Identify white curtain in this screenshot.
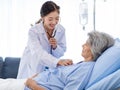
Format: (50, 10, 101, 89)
(0, 0, 43, 58)
(0, 0, 120, 62)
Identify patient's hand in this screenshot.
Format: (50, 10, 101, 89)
(57, 59, 73, 66)
(31, 73, 39, 78)
(25, 78, 45, 90)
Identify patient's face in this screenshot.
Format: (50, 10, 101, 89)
(81, 41, 93, 61)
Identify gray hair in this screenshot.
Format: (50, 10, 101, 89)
(87, 31, 115, 61)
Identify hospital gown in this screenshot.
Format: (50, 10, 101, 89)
(24, 61, 95, 90)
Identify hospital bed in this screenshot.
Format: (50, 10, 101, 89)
(84, 38, 120, 90)
(1, 39, 120, 90)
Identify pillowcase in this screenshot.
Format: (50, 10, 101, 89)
(86, 69, 120, 90)
(86, 38, 120, 88)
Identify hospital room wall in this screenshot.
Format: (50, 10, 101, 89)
(0, 0, 119, 63)
(95, 0, 120, 39)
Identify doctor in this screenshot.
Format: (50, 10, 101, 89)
(17, 1, 73, 79)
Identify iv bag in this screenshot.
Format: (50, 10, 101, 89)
(79, 2, 88, 26)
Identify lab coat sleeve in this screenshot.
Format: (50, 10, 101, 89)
(28, 28, 59, 68)
(52, 29, 66, 58)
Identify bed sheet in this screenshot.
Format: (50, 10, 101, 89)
(0, 78, 26, 90)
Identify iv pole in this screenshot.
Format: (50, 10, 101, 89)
(93, 0, 96, 31)
(93, 0, 106, 31)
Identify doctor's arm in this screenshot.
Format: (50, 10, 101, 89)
(28, 29, 72, 68)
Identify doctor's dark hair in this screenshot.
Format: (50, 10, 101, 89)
(40, 1, 60, 17)
(34, 1, 60, 24)
(31, 1, 60, 26)
(87, 31, 115, 61)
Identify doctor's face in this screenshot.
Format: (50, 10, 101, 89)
(81, 41, 93, 61)
(42, 11, 59, 30)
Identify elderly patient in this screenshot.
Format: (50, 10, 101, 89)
(0, 31, 114, 90)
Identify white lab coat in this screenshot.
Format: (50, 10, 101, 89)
(17, 23, 66, 79)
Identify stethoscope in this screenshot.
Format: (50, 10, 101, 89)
(46, 29, 57, 38)
(46, 28, 57, 54)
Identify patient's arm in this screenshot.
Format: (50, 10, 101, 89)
(25, 78, 45, 90)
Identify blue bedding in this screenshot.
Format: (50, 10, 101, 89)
(25, 62, 95, 90)
(86, 69, 120, 90)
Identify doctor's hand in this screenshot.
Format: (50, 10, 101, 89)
(57, 59, 73, 66)
(49, 38, 57, 49)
